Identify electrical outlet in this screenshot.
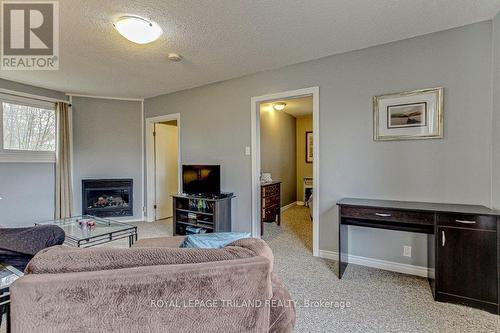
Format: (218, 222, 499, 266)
(403, 246, 412, 257)
(245, 146, 251, 155)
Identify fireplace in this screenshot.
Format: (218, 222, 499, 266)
(82, 179, 133, 217)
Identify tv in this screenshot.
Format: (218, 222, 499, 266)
(182, 165, 221, 196)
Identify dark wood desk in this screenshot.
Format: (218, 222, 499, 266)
(337, 198, 500, 315)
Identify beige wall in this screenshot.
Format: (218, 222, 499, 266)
(260, 108, 297, 206)
(296, 115, 313, 202)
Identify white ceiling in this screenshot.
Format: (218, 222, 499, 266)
(260, 96, 313, 118)
(1, 0, 500, 99)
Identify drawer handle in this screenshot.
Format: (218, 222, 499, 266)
(375, 213, 392, 217)
(442, 230, 446, 247)
(455, 219, 476, 224)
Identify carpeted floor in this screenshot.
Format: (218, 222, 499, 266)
(5, 209, 498, 332)
(102, 217, 174, 248)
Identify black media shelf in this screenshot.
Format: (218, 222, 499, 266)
(172, 194, 234, 236)
(175, 208, 214, 216)
(177, 220, 215, 230)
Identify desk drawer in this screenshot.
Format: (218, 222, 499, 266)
(437, 213, 497, 231)
(262, 186, 280, 198)
(340, 206, 434, 225)
(262, 195, 279, 208)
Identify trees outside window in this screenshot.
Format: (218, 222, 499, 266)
(0, 95, 56, 162)
(2, 102, 56, 151)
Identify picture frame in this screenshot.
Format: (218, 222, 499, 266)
(373, 87, 443, 141)
(306, 131, 313, 163)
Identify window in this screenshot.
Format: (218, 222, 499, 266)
(0, 94, 56, 162)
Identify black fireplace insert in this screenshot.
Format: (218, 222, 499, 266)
(82, 179, 133, 217)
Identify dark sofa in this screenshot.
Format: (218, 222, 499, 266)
(0, 225, 65, 271)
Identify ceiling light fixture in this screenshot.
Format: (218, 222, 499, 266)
(272, 102, 286, 111)
(114, 16, 162, 44)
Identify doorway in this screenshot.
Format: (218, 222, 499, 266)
(146, 114, 181, 222)
(251, 87, 319, 256)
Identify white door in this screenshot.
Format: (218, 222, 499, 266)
(154, 123, 178, 220)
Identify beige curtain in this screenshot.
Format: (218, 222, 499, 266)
(55, 102, 73, 219)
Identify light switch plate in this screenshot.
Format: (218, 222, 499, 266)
(245, 146, 251, 155)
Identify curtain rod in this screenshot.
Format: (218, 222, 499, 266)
(0, 88, 71, 105)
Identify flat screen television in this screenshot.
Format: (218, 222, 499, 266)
(182, 165, 221, 195)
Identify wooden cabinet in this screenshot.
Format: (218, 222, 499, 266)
(261, 182, 281, 235)
(435, 214, 498, 313)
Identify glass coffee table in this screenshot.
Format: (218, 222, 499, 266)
(36, 215, 138, 248)
(0, 263, 23, 333)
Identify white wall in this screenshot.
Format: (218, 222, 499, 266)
(72, 96, 143, 220)
(0, 79, 67, 227)
(145, 21, 494, 266)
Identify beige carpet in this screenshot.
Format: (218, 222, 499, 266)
(93, 217, 173, 249)
(4, 211, 499, 332)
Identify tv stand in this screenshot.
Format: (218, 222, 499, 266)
(178, 192, 234, 200)
(172, 194, 234, 235)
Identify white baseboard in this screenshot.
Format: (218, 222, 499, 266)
(319, 250, 429, 278)
(281, 201, 298, 212)
(296, 201, 305, 206)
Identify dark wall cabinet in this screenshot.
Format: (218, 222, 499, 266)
(435, 214, 498, 313)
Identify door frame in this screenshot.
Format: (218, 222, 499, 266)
(145, 113, 181, 222)
(250, 87, 320, 256)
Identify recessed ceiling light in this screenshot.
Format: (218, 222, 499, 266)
(273, 102, 286, 111)
(114, 16, 162, 44)
(167, 53, 183, 62)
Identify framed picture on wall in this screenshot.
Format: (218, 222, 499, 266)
(373, 87, 443, 141)
(306, 131, 313, 163)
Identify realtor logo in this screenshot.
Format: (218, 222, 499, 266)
(1, 1, 59, 70)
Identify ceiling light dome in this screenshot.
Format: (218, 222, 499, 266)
(114, 16, 162, 44)
(273, 102, 286, 111)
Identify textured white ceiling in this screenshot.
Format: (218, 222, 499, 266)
(260, 96, 313, 117)
(1, 0, 499, 98)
